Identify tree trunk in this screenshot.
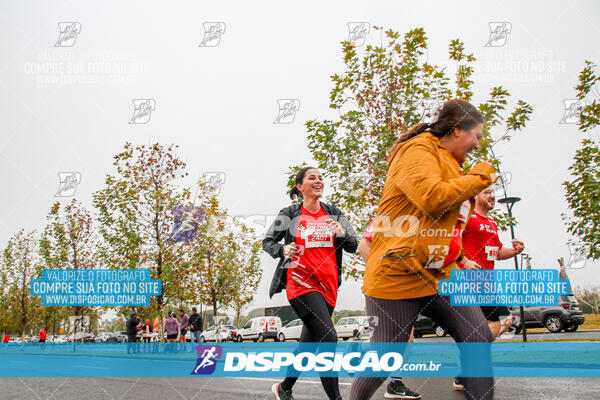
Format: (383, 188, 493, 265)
(21, 269, 28, 339)
(235, 306, 241, 329)
(212, 292, 219, 342)
(21, 298, 27, 339)
(157, 296, 164, 341)
(155, 200, 165, 342)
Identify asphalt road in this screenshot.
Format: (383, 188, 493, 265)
(1, 376, 599, 400)
(416, 329, 600, 342)
(1, 331, 599, 399)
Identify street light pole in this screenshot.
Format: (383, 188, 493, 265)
(498, 196, 527, 342)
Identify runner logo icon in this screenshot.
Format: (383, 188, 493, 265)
(191, 345, 223, 375)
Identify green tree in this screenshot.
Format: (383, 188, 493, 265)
(188, 197, 262, 328)
(1, 230, 42, 338)
(39, 199, 100, 334)
(563, 60, 600, 260)
(333, 309, 366, 323)
(93, 142, 196, 340)
(228, 231, 262, 328)
(0, 262, 14, 335)
(573, 286, 600, 314)
(288, 27, 532, 279)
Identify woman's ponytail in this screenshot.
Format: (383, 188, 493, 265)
(289, 186, 303, 201)
(289, 166, 316, 201)
(399, 122, 432, 143)
(387, 123, 432, 159)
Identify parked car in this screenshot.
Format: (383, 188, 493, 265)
(96, 332, 112, 342)
(52, 335, 68, 343)
(94, 332, 123, 343)
(112, 332, 127, 342)
(277, 318, 303, 342)
(199, 325, 237, 342)
(335, 316, 368, 340)
(47, 335, 67, 343)
(412, 314, 447, 338)
(509, 295, 585, 333)
(66, 332, 95, 342)
(235, 316, 282, 342)
(83, 333, 96, 342)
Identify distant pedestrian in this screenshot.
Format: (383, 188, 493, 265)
(38, 328, 47, 343)
(126, 312, 140, 354)
(189, 307, 203, 343)
(38, 328, 47, 350)
(179, 309, 189, 343)
(164, 311, 180, 343)
(142, 320, 154, 342)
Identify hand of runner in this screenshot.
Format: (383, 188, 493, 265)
(327, 218, 345, 236)
(283, 243, 298, 260)
(512, 239, 524, 254)
(479, 162, 499, 183)
(462, 258, 482, 269)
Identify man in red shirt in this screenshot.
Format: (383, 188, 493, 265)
(39, 328, 47, 350)
(461, 186, 524, 339)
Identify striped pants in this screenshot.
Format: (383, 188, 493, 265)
(349, 294, 494, 400)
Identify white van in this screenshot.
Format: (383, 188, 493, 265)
(235, 316, 282, 342)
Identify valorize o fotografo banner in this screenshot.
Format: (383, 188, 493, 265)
(438, 269, 570, 306)
(30, 269, 162, 306)
(1, 342, 599, 378)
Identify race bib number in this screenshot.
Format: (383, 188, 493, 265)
(302, 223, 333, 248)
(485, 246, 499, 261)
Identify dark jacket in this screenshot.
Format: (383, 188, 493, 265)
(189, 313, 203, 332)
(263, 202, 358, 298)
(125, 317, 138, 335)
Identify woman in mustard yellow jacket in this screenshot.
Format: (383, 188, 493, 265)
(350, 99, 498, 400)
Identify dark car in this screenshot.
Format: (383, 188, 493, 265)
(82, 333, 96, 342)
(104, 332, 127, 342)
(113, 332, 128, 342)
(413, 314, 447, 338)
(510, 295, 585, 333)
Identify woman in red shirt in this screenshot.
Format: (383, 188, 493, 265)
(264, 166, 357, 400)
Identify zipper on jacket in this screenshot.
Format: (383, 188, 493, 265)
(380, 246, 415, 260)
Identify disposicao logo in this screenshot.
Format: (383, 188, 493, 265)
(191, 345, 222, 375)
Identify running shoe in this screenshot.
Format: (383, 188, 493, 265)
(272, 383, 294, 400)
(453, 377, 465, 391)
(384, 380, 422, 399)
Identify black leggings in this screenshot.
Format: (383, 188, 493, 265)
(349, 294, 494, 400)
(280, 291, 341, 400)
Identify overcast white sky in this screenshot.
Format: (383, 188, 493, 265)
(1, 1, 599, 314)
